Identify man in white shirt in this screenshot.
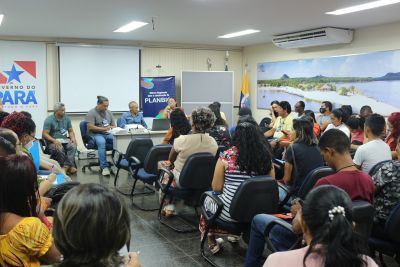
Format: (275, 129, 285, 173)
(353, 114, 392, 173)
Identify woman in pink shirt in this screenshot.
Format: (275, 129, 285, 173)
(264, 185, 377, 267)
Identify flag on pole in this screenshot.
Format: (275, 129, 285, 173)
(239, 70, 250, 108)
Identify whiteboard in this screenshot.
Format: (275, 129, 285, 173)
(181, 71, 234, 125)
(59, 45, 140, 113)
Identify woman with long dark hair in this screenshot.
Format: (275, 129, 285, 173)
(281, 117, 324, 198)
(53, 183, 140, 267)
(264, 185, 377, 267)
(161, 108, 191, 145)
(208, 103, 231, 148)
(200, 122, 274, 254)
(0, 155, 60, 266)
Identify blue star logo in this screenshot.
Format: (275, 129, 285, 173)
(4, 64, 24, 83)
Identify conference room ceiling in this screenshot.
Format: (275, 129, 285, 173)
(1, 0, 400, 47)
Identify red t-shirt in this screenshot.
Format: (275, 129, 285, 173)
(314, 170, 375, 203)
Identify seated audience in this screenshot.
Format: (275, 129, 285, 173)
(200, 121, 274, 254)
(304, 110, 321, 137)
(386, 112, 400, 158)
(212, 101, 227, 121)
(294, 101, 305, 118)
(230, 107, 252, 136)
(86, 96, 116, 176)
(1, 112, 65, 174)
(162, 97, 178, 119)
(263, 185, 377, 267)
(317, 101, 333, 131)
(244, 129, 375, 267)
(346, 115, 365, 151)
(353, 114, 391, 173)
(281, 117, 324, 199)
(53, 183, 140, 267)
(269, 100, 280, 128)
(208, 103, 231, 148)
(264, 101, 294, 140)
(372, 157, 400, 236)
(324, 108, 351, 138)
(42, 102, 77, 175)
(0, 155, 61, 266)
(360, 105, 373, 118)
(161, 108, 191, 145)
(159, 107, 218, 216)
(119, 101, 147, 128)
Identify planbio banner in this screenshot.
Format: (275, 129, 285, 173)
(0, 41, 47, 134)
(141, 76, 176, 118)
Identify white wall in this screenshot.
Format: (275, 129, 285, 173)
(243, 21, 400, 123)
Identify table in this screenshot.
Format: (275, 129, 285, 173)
(112, 130, 168, 152)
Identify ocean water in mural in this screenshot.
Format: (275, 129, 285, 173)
(257, 50, 400, 115)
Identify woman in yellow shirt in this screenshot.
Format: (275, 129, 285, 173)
(0, 154, 60, 267)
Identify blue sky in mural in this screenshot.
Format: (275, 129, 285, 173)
(257, 50, 400, 80)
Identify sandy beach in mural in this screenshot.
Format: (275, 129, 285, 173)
(258, 85, 400, 116)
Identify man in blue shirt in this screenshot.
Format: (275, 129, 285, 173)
(118, 101, 148, 128)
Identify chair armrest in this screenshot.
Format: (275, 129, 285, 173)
(200, 191, 224, 224)
(264, 218, 294, 253)
(278, 183, 292, 210)
(157, 167, 175, 192)
(112, 149, 124, 165)
(128, 156, 141, 165)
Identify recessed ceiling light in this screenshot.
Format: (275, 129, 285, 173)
(218, 29, 260, 38)
(114, 21, 148, 33)
(326, 0, 400, 15)
(0, 14, 4, 26)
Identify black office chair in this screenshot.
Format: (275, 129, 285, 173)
(158, 152, 216, 233)
(352, 200, 375, 246)
(128, 144, 172, 211)
(79, 121, 113, 173)
(279, 166, 334, 210)
(265, 200, 374, 253)
(369, 202, 400, 267)
(200, 176, 279, 267)
(368, 160, 392, 176)
(112, 138, 153, 195)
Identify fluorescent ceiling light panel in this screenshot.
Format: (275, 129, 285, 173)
(0, 14, 4, 26)
(218, 29, 260, 38)
(326, 0, 400, 15)
(114, 21, 148, 33)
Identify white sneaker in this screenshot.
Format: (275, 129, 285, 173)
(102, 168, 110, 176)
(227, 235, 240, 243)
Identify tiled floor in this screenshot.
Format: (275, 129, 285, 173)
(70, 158, 399, 267)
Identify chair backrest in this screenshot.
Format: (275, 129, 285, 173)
(368, 160, 392, 176)
(125, 138, 154, 164)
(117, 117, 123, 128)
(178, 152, 216, 189)
(385, 202, 400, 242)
(229, 176, 279, 222)
(143, 144, 172, 174)
(79, 121, 94, 149)
(352, 200, 375, 243)
(297, 166, 334, 199)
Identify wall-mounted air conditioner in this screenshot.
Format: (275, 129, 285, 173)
(272, 27, 353, 49)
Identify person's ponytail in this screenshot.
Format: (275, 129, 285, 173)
(302, 186, 368, 267)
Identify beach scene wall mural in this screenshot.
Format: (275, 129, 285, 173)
(257, 50, 400, 116)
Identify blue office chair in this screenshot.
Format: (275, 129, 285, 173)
(79, 121, 113, 173)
